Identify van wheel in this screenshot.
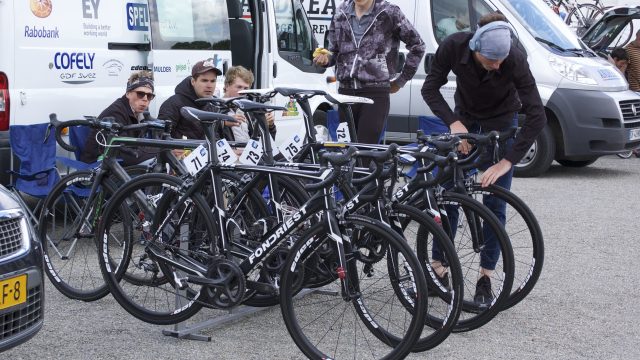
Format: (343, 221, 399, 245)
(514, 125, 555, 178)
(556, 158, 597, 167)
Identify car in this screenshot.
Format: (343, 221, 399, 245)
(0, 184, 43, 352)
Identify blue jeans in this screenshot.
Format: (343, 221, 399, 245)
(432, 116, 516, 270)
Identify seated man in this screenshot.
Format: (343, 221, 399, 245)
(221, 65, 276, 143)
(436, 6, 470, 41)
(608, 47, 629, 77)
(158, 58, 223, 139)
(81, 71, 157, 166)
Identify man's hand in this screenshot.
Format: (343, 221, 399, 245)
(449, 120, 471, 154)
(390, 81, 401, 94)
(480, 159, 513, 187)
(266, 112, 275, 127)
(225, 114, 246, 128)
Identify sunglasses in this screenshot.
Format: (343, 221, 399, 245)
(134, 91, 156, 100)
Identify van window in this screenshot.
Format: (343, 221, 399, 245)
(432, 0, 493, 42)
(275, 0, 322, 72)
(502, 0, 585, 54)
(150, 0, 231, 50)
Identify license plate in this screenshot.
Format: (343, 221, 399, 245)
(629, 128, 640, 141)
(0, 274, 27, 311)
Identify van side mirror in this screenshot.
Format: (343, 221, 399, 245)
(396, 52, 406, 73)
(424, 53, 435, 74)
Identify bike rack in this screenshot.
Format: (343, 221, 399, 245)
(162, 224, 337, 341)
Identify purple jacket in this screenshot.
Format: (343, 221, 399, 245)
(326, 0, 425, 89)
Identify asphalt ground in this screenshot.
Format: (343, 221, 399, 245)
(5, 155, 640, 359)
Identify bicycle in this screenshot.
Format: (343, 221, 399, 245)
(548, 0, 604, 36)
(97, 105, 432, 358)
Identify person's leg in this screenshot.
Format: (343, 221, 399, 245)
(353, 88, 390, 144)
(338, 88, 362, 140)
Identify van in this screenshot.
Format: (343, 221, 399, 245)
(0, 0, 335, 185)
(303, 0, 640, 177)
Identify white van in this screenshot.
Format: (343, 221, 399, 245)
(0, 0, 335, 184)
(303, 0, 640, 177)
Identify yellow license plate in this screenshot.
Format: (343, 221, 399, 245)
(0, 274, 27, 310)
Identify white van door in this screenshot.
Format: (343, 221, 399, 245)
(147, 0, 234, 114)
(12, 0, 149, 124)
(263, 0, 331, 145)
(410, 0, 496, 126)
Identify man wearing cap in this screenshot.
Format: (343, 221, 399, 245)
(81, 70, 158, 165)
(421, 13, 546, 307)
(158, 58, 223, 139)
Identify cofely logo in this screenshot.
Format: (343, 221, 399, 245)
(24, 26, 60, 38)
(53, 52, 95, 70)
(30, 0, 53, 18)
(50, 52, 97, 84)
(127, 3, 149, 31)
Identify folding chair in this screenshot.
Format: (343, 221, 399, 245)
(404, 115, 449, 178)
(7, 123, 61, 225)
(56, 125, 100, 170)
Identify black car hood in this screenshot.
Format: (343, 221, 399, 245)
(0, 185, 21, 211)
(582, 6, 640, 52)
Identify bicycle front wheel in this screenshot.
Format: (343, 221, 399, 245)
(97, 173, 214, 325)
(280, 215, 428, 360)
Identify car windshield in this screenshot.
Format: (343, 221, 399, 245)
(501, 0, 584, 52)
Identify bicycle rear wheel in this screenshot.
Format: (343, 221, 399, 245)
(97, 173, 214, 325)
(39, 171, 118, 301)
(280, 216, 428, 360)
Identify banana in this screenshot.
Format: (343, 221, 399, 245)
(313, 48, 333, 58)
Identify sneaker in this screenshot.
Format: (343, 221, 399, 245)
(474, 275, 493, 308)
(428, 272, 450, 297)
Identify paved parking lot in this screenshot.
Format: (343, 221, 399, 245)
(6, 155, 640, 359)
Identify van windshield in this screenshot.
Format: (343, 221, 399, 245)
(501, 0, 585, 53)
(149, 0, 231, 50)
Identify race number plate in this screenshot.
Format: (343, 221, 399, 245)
(216, 139, 238, 165)
(279, 134, 304, 161)
(239, 139, 264, 165)
(336, 122, 351, 143)
(183, 144, 209, 176)
(0, 274, 27, 311)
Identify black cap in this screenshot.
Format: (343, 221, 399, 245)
(192, 58, 223, 77)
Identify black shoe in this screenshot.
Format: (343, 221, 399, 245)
(474, 275, 493, 308)
(428, 272, 450, 297)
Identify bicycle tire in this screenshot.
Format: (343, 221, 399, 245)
(97, 173, 215, 325)
(392, 203, 463, 352)
(566, 4, 603, 36)
(469, 184, 544, 311)
(279, 216, 428, 360)
(39, 170, 120, 301)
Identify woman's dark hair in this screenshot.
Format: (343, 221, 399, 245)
(478, 12, 508, 27)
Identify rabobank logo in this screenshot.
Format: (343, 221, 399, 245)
(49, 52, 97, 85)
(30, 0, 53, 18)
(127, 3, 149, 31)
(24, 25, 60, 39)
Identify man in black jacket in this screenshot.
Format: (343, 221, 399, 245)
(81, 71, 157, 165)
(421, 13, 546, 307)
(158, 58, 222, 139)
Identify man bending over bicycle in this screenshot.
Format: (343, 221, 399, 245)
(81, 70, 158, 166)
(421, 12, 547, 307)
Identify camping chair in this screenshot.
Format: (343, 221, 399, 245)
(404, 115, 450, 178)
(7, 123, 61, 225)
(56, 124, 100, 170)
